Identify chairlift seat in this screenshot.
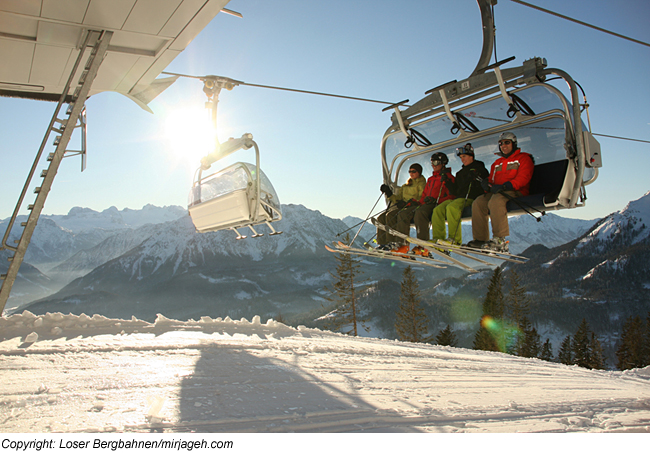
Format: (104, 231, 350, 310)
(460, 159, 570, 218)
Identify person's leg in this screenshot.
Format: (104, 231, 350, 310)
(471, 194, 492, 242)
(487, 192, 513, 238)
(430, 199, 452, 242)
(447, 198, 471, 244)
(414, 204, 435, 240)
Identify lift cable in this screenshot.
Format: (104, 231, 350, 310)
(510, 0, 650, 48)
(161, 71, 409, 107)
(161, 72, 648, 145)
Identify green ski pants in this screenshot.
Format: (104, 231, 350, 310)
(431, 198, 474, 244)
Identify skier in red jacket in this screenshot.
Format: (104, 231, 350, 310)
(468, 132, 534, 252)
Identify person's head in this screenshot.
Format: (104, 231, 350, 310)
(430, 152, 448, 173)
(408, 163, 423, 179)
(498, 132, 517, 157)
(456, 143, 475, 165)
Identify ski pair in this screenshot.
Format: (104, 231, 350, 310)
(370, 217, 528, 269)
(325, 241, 448, 269)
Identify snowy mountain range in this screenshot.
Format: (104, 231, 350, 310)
(4, 201, 597, 318)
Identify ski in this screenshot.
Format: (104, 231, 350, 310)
(370, 217, 527, 270)
(325, 242, 448, 269)
(430, 239, 529, 264)
(370, 219, 479, 272)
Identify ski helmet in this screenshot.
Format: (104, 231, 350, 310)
(409, 163, 423, 175)
(456, 143, 474, 157)
(498, 132, 517, 149)
(430, 152, 449, 167)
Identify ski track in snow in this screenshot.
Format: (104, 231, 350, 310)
(1, 312, 650, 434)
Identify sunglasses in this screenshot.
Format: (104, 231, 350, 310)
(499, 140, 513, 146)
(408, 169, 419, 173)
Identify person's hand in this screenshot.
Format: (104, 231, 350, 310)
(490, 184, 503, 194)
(424, 196, 436, 205)
(380, 184, 393, 198)
(480, 178, 491, 192)
(502, 181, 514, 192)
(440, 172, 449, 183)
(396, 200, 406, 209)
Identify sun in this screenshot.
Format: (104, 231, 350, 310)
(163, 106, 216, 165)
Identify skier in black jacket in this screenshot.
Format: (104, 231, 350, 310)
(432, 143, 489, 245)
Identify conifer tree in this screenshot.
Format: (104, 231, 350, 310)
(483, 267, 505, 319)
(558, 335, 573, 365)
(506, 271, 531, 328)
(588, 332, 606, 370)
(572, 319, 593, 368)
(436, 324, 458, 347)
(325, 234, 366, 336)
(516, 317, 542, 358)
(540, 339, 554, 362)
(616, 316, 646, 370)
(395, 266, 430, 343)
(473, 267, 505, 352)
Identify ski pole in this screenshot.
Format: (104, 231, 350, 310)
(336, 204, 391, 237)
(499, 190, 545, 222)
(349, 193, 385, 246)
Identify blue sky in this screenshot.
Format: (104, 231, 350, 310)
(1, 0, 649, 223)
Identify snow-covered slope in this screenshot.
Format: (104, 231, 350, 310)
(1, 311, 649, 434)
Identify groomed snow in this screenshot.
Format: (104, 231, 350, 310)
(1, 312, 649, 435)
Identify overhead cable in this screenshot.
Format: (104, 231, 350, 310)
(162, 71, 407, 106)
(509, 0, 650, 48)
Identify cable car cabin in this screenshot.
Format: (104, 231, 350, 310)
(188, 162, 282, 238)
(381, 57, 602, 220)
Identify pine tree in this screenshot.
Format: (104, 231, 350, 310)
(540, 338, 554, 362)
(395, 266, 430, 343)
(558, 335, 573, 365)
(589, 332, 606, 370)
(483, 267, 505, 319)
(436, 324, 458, 347)
(572, 319, 593, 368)
(473, 267, 505, 352)
(325, 234, 366, 336)
(616, 316, 646, 370)
(506, 271, 531, 328)
(516, 317, 542, 358)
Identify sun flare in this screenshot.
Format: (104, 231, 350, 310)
(163, 106, 216, 164)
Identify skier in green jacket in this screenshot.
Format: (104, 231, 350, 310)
(432, 144, 489, 245)
(376, 163, 426, 251)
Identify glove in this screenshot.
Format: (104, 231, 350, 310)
(424, 196, 436, 205)
(502, 181, 514, 192)
(490, 184, 503, 194)
(396, 200, 406, 209)
(440, 172, 449, 183)
(380, 184, 393, 198)
(480, 178, 491, 192)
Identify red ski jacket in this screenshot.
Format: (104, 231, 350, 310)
(419, 168, 455, 205)
(489, 149, 534, 196)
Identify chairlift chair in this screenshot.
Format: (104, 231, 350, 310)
(188, 133, 283, 239)
(381, 56, 602, 220)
